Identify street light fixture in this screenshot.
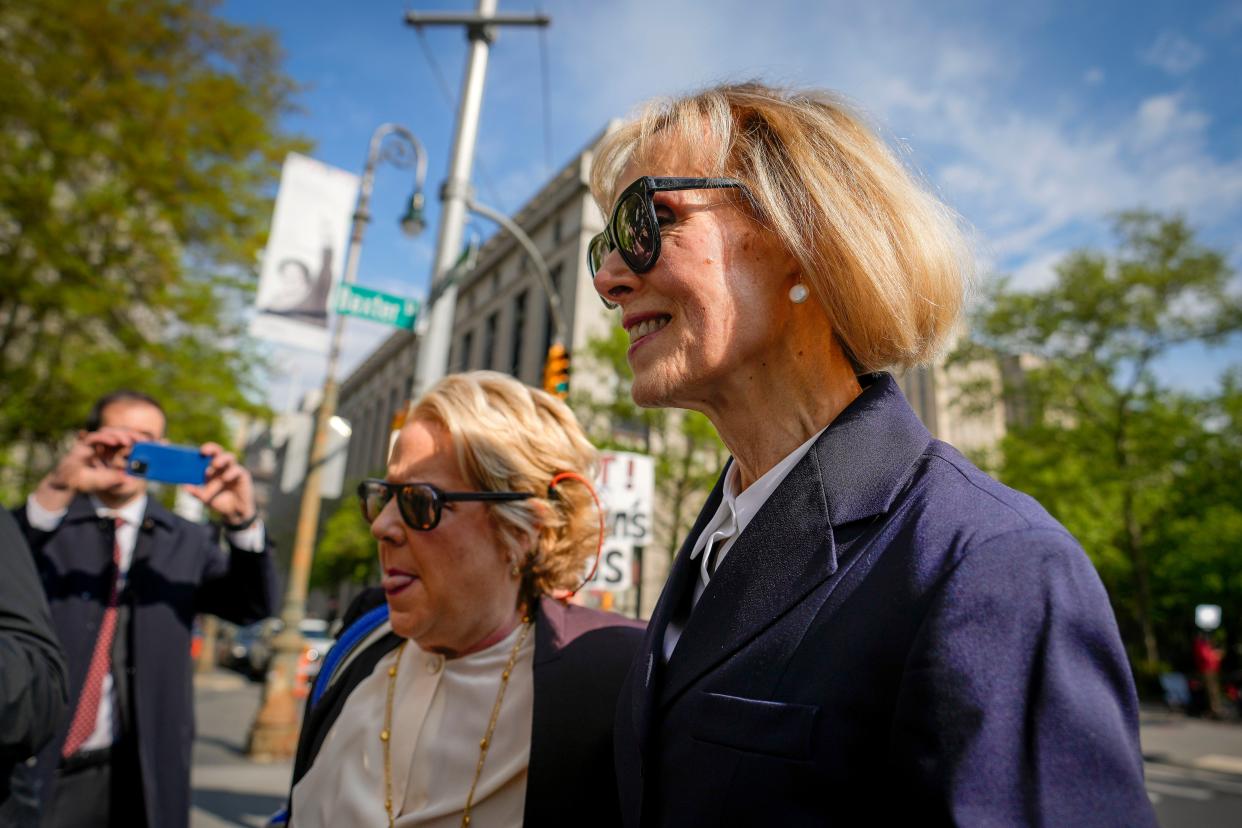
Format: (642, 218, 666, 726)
(400, 191, 427, 238)
(247, 122, 428, 760)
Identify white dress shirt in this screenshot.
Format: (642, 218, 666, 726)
(24, 492, 264, 750)
(663, 424, 828, 660)
(292, 623, 534, 828)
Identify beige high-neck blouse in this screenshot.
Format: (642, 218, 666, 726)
(291, 623, 535, 827)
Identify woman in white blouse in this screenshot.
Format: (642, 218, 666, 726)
(276, 371, 643, 828)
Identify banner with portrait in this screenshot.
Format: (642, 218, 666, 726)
(250, 153, 359, 352)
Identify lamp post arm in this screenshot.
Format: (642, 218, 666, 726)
(345, 123, 428, 289)
(465, 196, 567, 345)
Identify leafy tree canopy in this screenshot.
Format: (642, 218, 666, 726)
(312, 486, 378, 590)
(953, 212, 1242, 670)
(0, 0, 309, 498)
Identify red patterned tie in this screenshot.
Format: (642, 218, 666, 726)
(61, 516, 123, 757)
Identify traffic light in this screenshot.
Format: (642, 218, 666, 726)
(543, 342, 571, 399)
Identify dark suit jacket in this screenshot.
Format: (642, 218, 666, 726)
(288, 589, 644, 827)
(14, 494, 280, 828)
(616, 373, 1154, 827)
(0, 509, 67, 825)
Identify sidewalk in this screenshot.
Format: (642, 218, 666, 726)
(191, 669, 292, 828)
(1141, 705, 1242, 777)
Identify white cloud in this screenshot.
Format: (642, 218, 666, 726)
(1009, 249, 1065, 291)
(1133, 93, 1211, 149)
(533, 0, 1242, 279)
(1141, 31, 1206, 76)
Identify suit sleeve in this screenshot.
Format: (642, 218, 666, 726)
(193, 523, 281, 625)
(890, 527, 1155, 827)
(0, 508, 68, 764)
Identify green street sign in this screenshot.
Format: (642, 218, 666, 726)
(335, 283, 420, 329)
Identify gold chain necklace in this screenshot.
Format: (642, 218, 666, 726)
(382, 640, 409, 828)
(381, 617, 533, 828)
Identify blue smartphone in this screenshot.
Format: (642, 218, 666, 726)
(126, 442, 210, 485)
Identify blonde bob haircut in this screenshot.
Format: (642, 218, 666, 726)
(590, 81, 974, 371)
(408, 371, 600, 602)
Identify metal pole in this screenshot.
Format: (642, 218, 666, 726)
(247, 125, 426, 760)
(409, 0, 550, 397)
(412, 0, 496, 399)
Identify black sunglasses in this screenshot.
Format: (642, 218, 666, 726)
(358, 479, 534, 531)
(588, 176, 748, 305)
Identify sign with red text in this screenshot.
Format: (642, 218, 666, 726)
(581, 451, 654, 592)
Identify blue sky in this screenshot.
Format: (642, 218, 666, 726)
(220, 0, 1242, 409)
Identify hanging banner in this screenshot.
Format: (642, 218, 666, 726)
(250, 153, 359, 352)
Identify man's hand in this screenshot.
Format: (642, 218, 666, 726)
(184, 443, 257, 526)
(33, 429, 136, 512)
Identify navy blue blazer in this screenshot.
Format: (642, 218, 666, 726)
(14, 494, 280, 828)
(615, 373, 1154, 827)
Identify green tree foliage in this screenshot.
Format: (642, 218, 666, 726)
(312, 487, 378, 590)
(0, 0, 309, 498)
(573, 327, 727, 563)
(1148, 370, 1242, 669)
(953, 212, 1242, 670)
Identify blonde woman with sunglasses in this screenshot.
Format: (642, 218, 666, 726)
(272, 371, 643, 828)
(591, 82, 1154, 827)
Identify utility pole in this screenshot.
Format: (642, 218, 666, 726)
(247, 125, 427, 759)
(407, 0, 550, 399)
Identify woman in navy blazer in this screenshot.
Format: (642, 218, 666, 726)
(588, 82, 1155, 826)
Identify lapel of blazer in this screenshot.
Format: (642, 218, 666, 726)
(630, 467, 728, 750)
(526, 598, 563, 824)
(655, 373, 933, 711)
(656, 445, 837, 710)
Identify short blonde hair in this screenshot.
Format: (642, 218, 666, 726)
(590, 81, 973, 371)
(409, 371, 600, 602)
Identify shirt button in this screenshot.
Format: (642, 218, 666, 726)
(426, 655, 444, 674)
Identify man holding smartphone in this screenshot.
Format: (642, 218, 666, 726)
(12, 389, 279, 828)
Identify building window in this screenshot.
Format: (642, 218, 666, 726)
(543, 264, 564, 356)
(553, 215, 563, 244)
(458, 330, 473, 372)
(482, 311, 499, 370)
(509, 290, 527, 379)
(370, 405, 385, 474)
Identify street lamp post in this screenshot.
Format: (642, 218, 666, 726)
(247, 124, 427, 759)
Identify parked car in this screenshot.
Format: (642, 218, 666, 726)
(219, 620, 277, 680)
(218, 617, 335, 685)
(295, 618, 335, 696)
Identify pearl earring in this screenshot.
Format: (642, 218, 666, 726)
(789, 282, 809, 304)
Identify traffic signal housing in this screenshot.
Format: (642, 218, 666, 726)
(543, 342, 571, 399)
